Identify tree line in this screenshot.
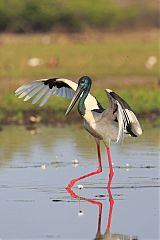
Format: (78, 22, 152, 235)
(0, 0, 158, 33)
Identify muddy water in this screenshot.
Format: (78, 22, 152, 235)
(0, 125, 159, 239)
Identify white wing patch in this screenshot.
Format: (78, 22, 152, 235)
(105, 89, 142, 143)
(115, 103, 142, 143)
(124, 109, 142, 136)
(116, 101, 124, 143)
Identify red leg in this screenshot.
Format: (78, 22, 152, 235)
(66, 143, 102, 189)
(106, 147, 114, 191)
(107, 187, 114, 231)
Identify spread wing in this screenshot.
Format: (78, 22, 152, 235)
(15, 77, 101, 111)
(105, 89, 142, 143)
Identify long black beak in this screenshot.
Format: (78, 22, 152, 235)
(65, 86, 83, 116)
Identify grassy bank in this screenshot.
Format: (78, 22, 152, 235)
(0, 85, 159, 126)
(0, 31, 158, 79)
(0, 31, 159, 125)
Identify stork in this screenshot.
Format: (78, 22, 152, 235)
(15, 76, 142, 190)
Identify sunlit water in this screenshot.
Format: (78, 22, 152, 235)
(0, 125, 159, 239)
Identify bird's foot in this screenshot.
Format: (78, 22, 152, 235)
(66, 179, 76, 189)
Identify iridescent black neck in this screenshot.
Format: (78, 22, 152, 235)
(78, 82, 91, 116)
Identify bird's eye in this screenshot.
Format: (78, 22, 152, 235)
(81, 80, 85, 85)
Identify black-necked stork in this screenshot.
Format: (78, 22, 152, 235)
(15, 76, 142, 190)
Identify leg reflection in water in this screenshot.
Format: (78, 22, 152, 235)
(66, 187, 114, 237)
(66, 187, 138, 240)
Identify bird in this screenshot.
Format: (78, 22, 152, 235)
(15, 76, 142, 190)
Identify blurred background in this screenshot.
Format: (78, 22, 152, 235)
(0, 0, 159, 126)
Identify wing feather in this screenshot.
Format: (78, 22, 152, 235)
(17, 83, 40, 99)
(61, 87, 66, 98)
(39, 88, 55, 107)
(116, 101, 124, 143)
(31, 87, 48, 104)
(55, 88, 62, 97)
(15, 77, 100, 111)
(15, 80, 45, 96)
(31, 86, 55, 105)
(105, 89, 142, 141)
(23, 84, 44, 101)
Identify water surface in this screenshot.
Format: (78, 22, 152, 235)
(0, 125, 159, 239)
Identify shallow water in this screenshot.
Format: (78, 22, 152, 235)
(0, 125, 159, 239)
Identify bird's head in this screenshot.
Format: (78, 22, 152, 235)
(78, 76, 92, 90)
(65, 76, 92, 116)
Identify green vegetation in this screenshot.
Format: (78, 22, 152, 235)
(1, 86, 159, 113)
(0, 0, 158, 32)
(0, 31, 158, 80)
(0, 85, 159, 125)
(0, 31, 159, 124)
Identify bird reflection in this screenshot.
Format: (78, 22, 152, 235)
(66, 187, 138, 240)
